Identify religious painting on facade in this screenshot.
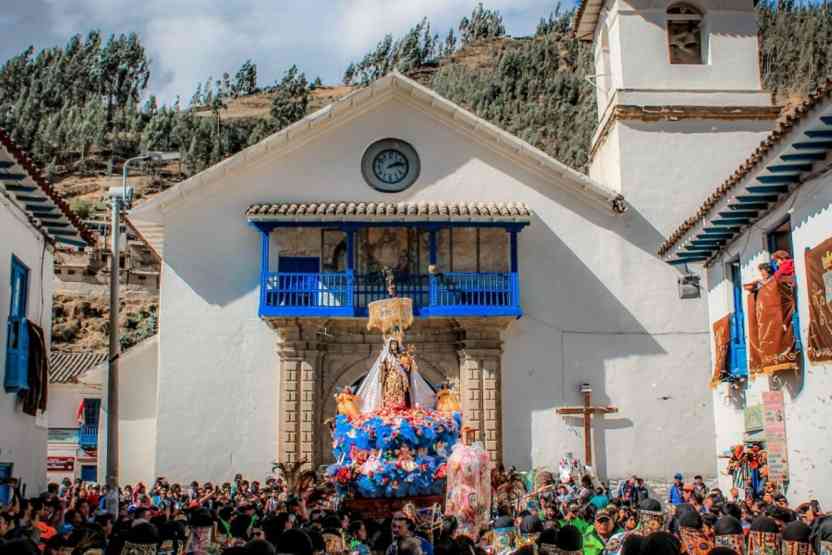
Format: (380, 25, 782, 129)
(805, 237, 832, 362)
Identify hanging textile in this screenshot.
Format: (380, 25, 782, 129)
(805, 237, 832, 363)
(747, 279, 799, 378)
(710, 314, 732, 388)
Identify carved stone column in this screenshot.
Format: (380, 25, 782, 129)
(457, 319, 510, 465)
(273, 319, 325, 469)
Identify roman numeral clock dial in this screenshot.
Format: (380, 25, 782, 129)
(361, 139, 420, 193)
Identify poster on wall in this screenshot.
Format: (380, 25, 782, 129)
(47, 457, 74, 472)
(805, 237, 832, 362)
(762, 391, 789, 484)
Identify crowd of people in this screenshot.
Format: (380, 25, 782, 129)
(0, 468, 829, 555)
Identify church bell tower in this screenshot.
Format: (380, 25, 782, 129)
(577, 0, 779, 234)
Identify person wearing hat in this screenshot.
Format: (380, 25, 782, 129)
(747, 516, 781, 555)
(781, 521, 812, 555)
(670, 475, 685, 506)
(714, 515, 745, 555)
(678, 508, 714, 555)
(582, 509, 619, 555)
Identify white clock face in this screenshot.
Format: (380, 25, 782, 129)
(373, 149, 409, 185)
(361, 139, 420, 192)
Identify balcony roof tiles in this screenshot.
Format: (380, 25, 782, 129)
(245, 201, 532, 223)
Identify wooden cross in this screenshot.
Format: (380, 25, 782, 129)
(556, 384, 618, 467)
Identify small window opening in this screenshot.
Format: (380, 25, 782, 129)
(667, 3, 704, 65)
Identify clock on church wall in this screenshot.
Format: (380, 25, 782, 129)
(361, 138, 420, 193)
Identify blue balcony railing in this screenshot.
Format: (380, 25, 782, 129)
(259, 271, 521, 318)
(79, 423, 98, 449)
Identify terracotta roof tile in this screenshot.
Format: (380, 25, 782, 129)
(245, 201, 532, 222)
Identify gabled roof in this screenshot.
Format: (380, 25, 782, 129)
(49, 351, 108, 384)
(660, 79, 832, 264)
(130, 72, 625, 257)
(0, 129, 94, 248)
(246, 201, 532, 224)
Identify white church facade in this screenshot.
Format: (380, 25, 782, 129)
(129, 0, 784, 484)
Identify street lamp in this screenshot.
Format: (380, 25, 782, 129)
(104, 151, 179, 495)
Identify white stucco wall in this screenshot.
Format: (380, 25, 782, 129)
(706, 171, 832, 508)
(0, 197, 52, 496)
(147, 95, 729, 482)
(606, 0, 762, 93)
(46, 337, 158, 485)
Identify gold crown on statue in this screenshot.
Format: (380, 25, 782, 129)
(822, 250, 832, 270)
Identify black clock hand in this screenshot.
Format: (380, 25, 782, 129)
(387, 161, 406, 169)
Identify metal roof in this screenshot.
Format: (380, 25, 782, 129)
(0, 128, 94, 248)
(246, 201, 532, 223)
(660, 79, 832, 264)
(48, 351, 108, 384)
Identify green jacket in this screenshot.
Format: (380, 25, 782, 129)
(582, 527, 621, 555)
(560, 518, 590, 534)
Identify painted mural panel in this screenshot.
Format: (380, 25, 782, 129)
(805, 237, 832, 362)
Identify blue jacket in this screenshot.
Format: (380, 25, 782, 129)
(668, 484, 684, 505)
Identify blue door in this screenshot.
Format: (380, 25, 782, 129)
(0, 463, 12, 505)
(729, 262, 748, 378)
(5, 256, 30, 393)
(277, 257, 320, 306)
(80, 465, 97, 483)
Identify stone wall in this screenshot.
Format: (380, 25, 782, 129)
(269, 317, 513, 469)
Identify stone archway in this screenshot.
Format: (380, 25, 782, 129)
(270, 317, 511, 469)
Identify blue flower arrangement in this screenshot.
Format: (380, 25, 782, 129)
(327, 408, 461, 498)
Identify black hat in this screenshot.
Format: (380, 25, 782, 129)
(750, 516, 780, 533)
(782, 521, 811, 542)
(277, 529, 315, 555)
(679, 510, 704, 530)
(556, 525, 583, 552)
(641, 531, 682, 555)
(714, 516, 743, 536)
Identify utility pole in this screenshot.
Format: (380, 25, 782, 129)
(104, 152, 179, 492)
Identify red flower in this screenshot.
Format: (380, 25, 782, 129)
(434, 464, 447, 479)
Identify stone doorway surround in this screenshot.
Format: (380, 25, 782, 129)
(267, 317, 514, 468)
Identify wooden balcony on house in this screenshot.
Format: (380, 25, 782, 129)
(246, 201, 531, 320)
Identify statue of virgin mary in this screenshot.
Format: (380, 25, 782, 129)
(356, 338, 436, 414)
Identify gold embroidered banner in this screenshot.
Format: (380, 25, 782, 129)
(805, 237, 832, 363)
(748, 279, 799, 378)
(710, 314, 732, 389)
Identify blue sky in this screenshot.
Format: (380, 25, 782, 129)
(1, 1, 566, 104)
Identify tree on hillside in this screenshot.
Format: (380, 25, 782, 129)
(458, 3, 505, 45)
(234, 60, 258, 96)
(271, 65, 309, 130)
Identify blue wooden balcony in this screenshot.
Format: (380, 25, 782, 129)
(247, 201, 531, 320)
(259, 270, 521, 318)
(79, 423, 98, 449)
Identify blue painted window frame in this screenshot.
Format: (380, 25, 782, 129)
(5, 255, 30, 393)
(728, 261, 748, 379)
